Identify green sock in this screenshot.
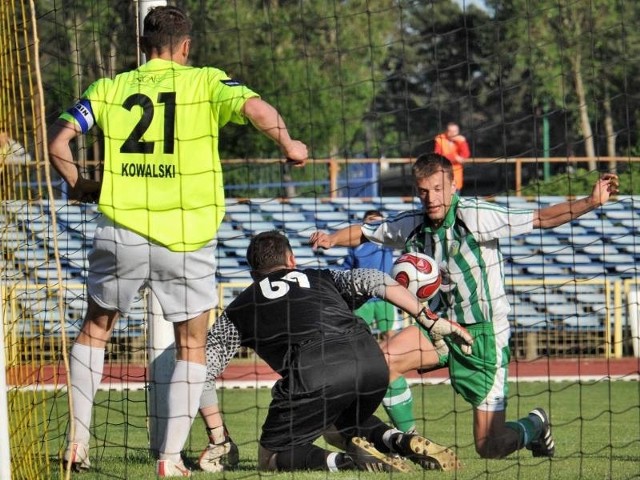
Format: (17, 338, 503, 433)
(505, 416, 540, 448)
(382, 376, 416, 432)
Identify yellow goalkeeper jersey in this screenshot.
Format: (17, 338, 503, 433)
(61, 58, 259, 251)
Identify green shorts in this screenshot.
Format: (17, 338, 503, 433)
(419, 320, 511, 411)
(355, 299, 397, 334)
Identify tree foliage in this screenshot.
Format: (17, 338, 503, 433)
(34, 0, 640, 196)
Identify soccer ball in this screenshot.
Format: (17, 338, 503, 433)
(391, 252, 441, 302)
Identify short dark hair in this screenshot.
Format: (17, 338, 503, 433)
(362, 210, 383, 222)
(140, 6, 192, 55)
(246, 230, 292, 276)
(412, 153, 453, 182)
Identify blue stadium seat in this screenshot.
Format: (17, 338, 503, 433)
(554, 253, 591, 264)
(228, 212, 263, 223)
(217, 267, 252, 281)
(299, 203, 336, 213)
(221, 238, 252, 249)
(562, 315, 602, 330)
(271, 212, 306, 223)
(546, 303, 584, 317)
(240, 221, 278, 233)
(551, 224, 588, 236)
(593, 225, 629, 236)
(217, 257, 241, 268)
(567, 234, 602, 246)
(571, 264, 606, 276)
(578, 218, 614, 230)
(314, 211, 350, 224)
(525, 265, 567, 276)
(287, 197, 323, 205)
(581, 244, 620, 256)
(224, 203, 252, 213)
(603, 209, 639, 221)
(257, 202, 296, 213)
(524, 235, 561, 247)
(527, 293, 571, 305)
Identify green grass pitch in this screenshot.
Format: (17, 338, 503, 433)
(43, 380, 639, 479)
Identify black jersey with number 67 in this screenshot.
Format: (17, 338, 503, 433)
(205, 268, 389, 380)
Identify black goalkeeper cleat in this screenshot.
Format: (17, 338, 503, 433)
(528, 408, 555, 458)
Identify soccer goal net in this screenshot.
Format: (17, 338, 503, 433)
(2, 1, 639, 479)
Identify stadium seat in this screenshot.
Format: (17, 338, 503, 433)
(224, 203, 252, 213)
(329, 197, 363, 205)
(571, 264, 606, 276)
(271, 212, 306, 223)
(228, 212, 263, 223)
(546, 303, 584, 317)
(567, 234, 602, 246)
(221, 238, 252, 249)
(216, 228, 244, 240)
(578, 218, 614, 230)
(551, 224, 588, 236)
(525, 265, 567, 276)
(314, 211, 351, 226)
(581, 244, 620, 256)
(603, 209, 639, 221)
(240, 221, 278, 233)
(527, 293, 571, 305)
(217, 257, 241, 268)
(562, 315, 602, 330)
(299, 203, 336, 213)
(510, 254, 547, 266)
(287, 197, 323, 205)
(593, 225, 629, 236)
(554, 253, 592, 264)
(599, 253, 635, 265)
(217, 267, 252, 281)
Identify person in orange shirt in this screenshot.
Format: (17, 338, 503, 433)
(433, 122, 470, 191)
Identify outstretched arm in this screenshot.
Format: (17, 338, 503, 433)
(242, 97, 307, 167)
(533, 173, 619, 229)
(309, 224, 366, 250)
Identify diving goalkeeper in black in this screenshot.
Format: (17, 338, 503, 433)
(201, 230, 473, 472)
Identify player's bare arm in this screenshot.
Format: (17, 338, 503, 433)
(309, 224, 365, 250)
(533, 173, 619, 229)
(48, 119, 101, 202)
(242, 97, 307, 167)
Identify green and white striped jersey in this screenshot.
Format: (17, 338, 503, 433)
(362, 195, 534, 325)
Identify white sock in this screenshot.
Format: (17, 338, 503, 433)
(382, 428, 402, 450)
(160, 361, 207, 463)
(68, 343, 104, 446)
(326, 452, 340, 472)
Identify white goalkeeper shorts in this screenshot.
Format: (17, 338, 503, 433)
(87, 216, 218, 322)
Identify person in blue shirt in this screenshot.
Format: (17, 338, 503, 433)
(342, 210, 398, 340)
(340, 210, 416, 434)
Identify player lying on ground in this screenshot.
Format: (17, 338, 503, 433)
(310, 152, 620, 459)
(198, 230, 473, 472)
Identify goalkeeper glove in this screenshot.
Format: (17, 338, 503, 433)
(415, 308, 474, 355)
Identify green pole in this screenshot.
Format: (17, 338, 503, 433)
(542, 101, 550, 180)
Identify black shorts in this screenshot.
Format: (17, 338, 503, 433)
(261, 328, 389, 451)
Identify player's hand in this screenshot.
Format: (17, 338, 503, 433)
(591, 173, 619, 206)
(430, 332, 450, 357)
(68, 177, 100, 203)
(309, 231, 333, 250)
(280, 140, 308, 168)
(415, 308, 473, 355)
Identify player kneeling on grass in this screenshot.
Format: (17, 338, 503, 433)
(311, 153, 620, 460)
(199, 230, 473, 473)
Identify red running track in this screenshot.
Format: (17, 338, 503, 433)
(6, 357, 640, 387)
